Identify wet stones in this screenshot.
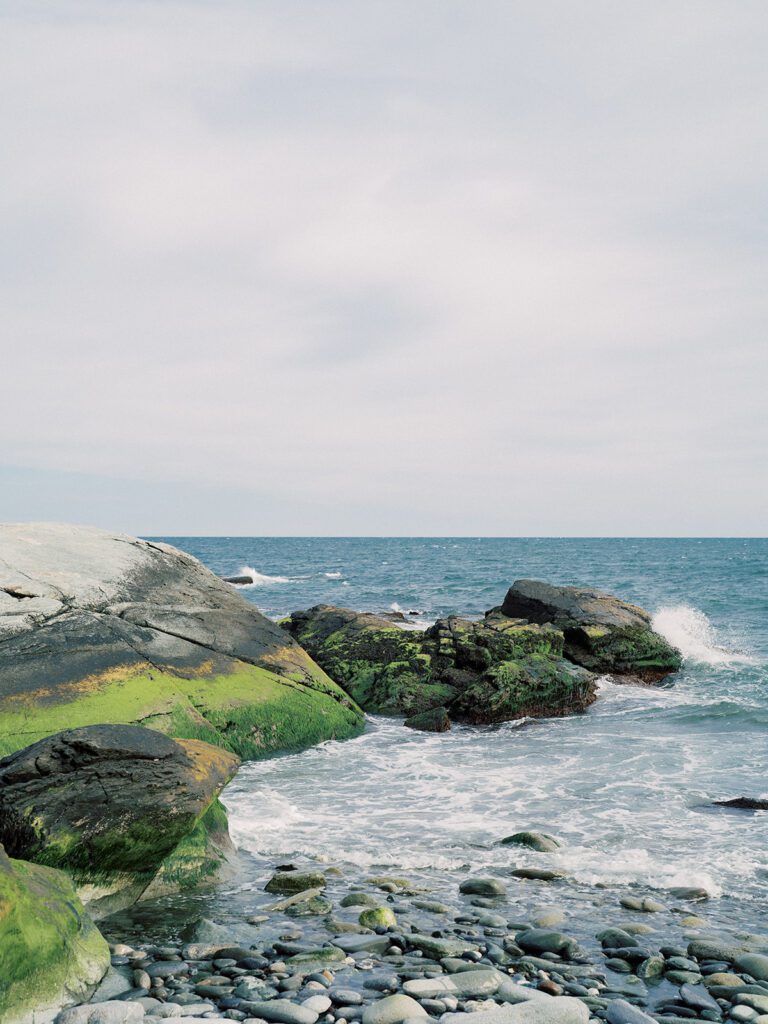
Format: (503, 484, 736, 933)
(459, 878, 508, 897)
(500, 833, 562, 853)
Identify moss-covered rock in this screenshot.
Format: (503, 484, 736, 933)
(0, 524, 363, 759)
(0, 842, 109, 1024)
(497, 579, 682, 683)
(0, 725, 239, 916)
(450, 654, 596, 724)
(284, 606, 443, 715)
(285, 606, 597, 723)
(404, 706, 451, 732)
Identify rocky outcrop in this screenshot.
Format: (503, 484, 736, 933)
(0, 842, 109, 1024)
(0, 724, 239, 917)
(497, 580, 682, 683)
(0, 523, 363, 760)
(284, 606, 597, 723)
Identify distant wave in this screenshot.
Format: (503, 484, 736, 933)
(652, 604, 755, 665)
(322, 571, 343, 579)
(237, 565, 294, 586)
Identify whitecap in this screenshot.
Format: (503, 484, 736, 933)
(236, 565, 294, 586)
(652, 605, 756, 665)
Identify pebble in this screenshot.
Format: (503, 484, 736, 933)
(361, 995, 428, 1024)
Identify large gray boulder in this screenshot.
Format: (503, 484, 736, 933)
(496, 579, 682, 683)
(0, 523, 363, 760)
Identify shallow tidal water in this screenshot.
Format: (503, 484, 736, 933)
(109, 538, 768, 950)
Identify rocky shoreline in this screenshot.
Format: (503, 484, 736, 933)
(5, 522, 762, 1024)
(72, 857, 768, 1024)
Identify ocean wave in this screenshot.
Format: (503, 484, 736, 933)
(652, 604, 756, 665)
(236, 565, 294, 586)
(322, 571, 343, 579)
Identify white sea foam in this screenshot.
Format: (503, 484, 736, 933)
(237, 565, 294, 586)
(652, 605, 755, 665)
(322, 571, 343, 578)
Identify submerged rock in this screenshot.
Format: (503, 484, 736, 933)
(0, 724, 238, 917)
(495, 579, 682, 683)
(712, 797, 768, 811)
(403, 706, 451, 732)
(0, 523, 363, 760)
(499, 831, 562, 852)
(0, 842, 109, 1024)
(284, 605, 597, 723)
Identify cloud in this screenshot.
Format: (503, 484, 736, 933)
(0, 0, 766, 533)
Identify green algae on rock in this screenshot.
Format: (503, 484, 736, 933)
(497, 579, 682, 683)
(0, 724, 239, 917)
(0, 523, 363, 759)
(0, 842, 109, 1024)
(284, 605, 597, 722)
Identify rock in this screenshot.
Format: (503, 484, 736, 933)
(0, 724, 238, 916)
(240, 1000, 318, 1024)
(620, 897, 666, 913)
(266, 887, 326, 911)
(332, 935, 391, 955)
(735, 997, 768, 1015)
(303, 996, 333, 1014)
(283, 606, 450, 716)
(511, 868, 565, 881)
(359, 907, 397, 929)
(361, 994, 427, 1024)
(283, 606, 597, 724)
(605, 999, 658, 1024)
(598, 928, 640, 949)
(459, 877, 508, 897)
(688, 940, 743, 963)
(736, 955, 768, 982)
(533, 909, 566, 928)
(442, 996, 589, 1024)
(403, 971, 503, 998)
(679, 984, 721, 1013)
(495, 579, 682, 683)
(500, 832, 561, 853)
(516, 929, 579, 958)
(56, 1004, 144, 1024)
(403, 707, 451, 732)
(0, 524, 363, 761)
(340, 893, 378, 908)
(0, 842, 110, 1024)
(704, 974, 744, 988)
(497, 982, 550, 1004)
(265, 871, 327, 894)
(712, 798, 768, 811)
(407, 934, 479, 959)
(669, 887, 709, 901)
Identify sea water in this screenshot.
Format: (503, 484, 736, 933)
(124, 537, 767, 941)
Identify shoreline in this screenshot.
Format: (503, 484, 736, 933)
(88, 836, 768, 1024)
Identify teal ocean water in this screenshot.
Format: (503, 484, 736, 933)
(145, 537, 767, 937)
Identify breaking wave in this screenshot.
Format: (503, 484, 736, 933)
(652, 605, 755, 665)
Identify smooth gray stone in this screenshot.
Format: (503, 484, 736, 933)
(403, 970, 503, 998)
(361, 995, 428, 1024)
(442, 995, 589, 1024)
(90, 967, 135, 1003)
(56, 1003, 145, 1024)
(736, 955, 768, 982)
(333, 935, 392, 955)
(606, 1002, 659, 1024)
(239, 1001, 318, 1024)
(680, 985, 721, 1013)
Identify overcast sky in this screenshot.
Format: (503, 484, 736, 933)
(1, 2, 766, 535)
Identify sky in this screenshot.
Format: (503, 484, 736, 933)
(1, 1, 766, 536)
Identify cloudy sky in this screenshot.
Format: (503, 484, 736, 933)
(1, 2, 766, 535)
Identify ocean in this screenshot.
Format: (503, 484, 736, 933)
(122, 537, 767, 944)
